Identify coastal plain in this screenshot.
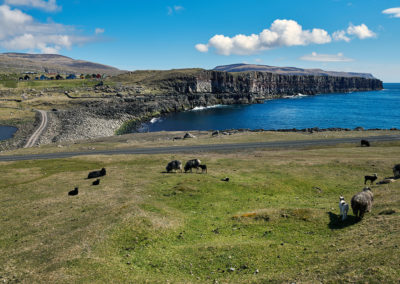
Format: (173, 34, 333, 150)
(1, 131, 399, 283)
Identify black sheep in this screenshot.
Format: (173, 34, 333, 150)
(92, 179, 100, 185)
(199, 164, 207, 173)
(364, 173, 378, 185)
(68, 187, 78, 196)
(87, 168, 106, 179)
(361, 139, 370, 147)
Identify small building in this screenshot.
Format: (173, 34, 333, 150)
(40, 75, 48, 80)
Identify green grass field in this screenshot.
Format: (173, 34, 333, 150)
(1, 139, 399, 283)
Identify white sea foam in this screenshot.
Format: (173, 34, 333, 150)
(283, 93, 308, 99)
(191, 104, 225, 111)
(150, 117, 162, 123)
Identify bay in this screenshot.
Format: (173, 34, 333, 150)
(139, 83, 400, 132)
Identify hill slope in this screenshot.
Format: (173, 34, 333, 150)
(0, 53, 123, 75)
(214, 63, 376, 79)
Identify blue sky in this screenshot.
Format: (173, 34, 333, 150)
(0, 0, 399, 82)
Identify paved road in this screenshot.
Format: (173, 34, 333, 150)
(2, 134, 400, 162)
(24, 110, 48, 148)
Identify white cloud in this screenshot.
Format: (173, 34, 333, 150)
(196, 19, 332, 56)
(347, 23, 375, 39)
(382, 7, 400, 18)
(95, 28, 104, 35)
(197, 20, 377, 56)
(4, 0, 60, 12)
(300, 52, 354, 62)
(333, 23, 375, 42)
(167, 5, 184, 15)
(195, 43, 208, 53)
(0, 5, 96, 54)
(332, 30, 350, 42)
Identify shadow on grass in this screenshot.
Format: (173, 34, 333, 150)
(328, 212, 360, 229)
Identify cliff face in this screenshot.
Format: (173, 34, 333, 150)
(35, 70, 383, 144)
(170, 70, 383, 98)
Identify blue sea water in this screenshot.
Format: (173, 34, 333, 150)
(139, 83, 400, 132)
(0, 125, 17, 141)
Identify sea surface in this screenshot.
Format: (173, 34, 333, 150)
(139, 83, 400, 132)
(0, 125, 17, 141)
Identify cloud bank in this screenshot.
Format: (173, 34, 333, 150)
(196, 20, 375, 55)
(300, 52, 353, 62)
(4, 0, 60, 12)
(0, 5, 95, 54)
(382, 7, 400, 18)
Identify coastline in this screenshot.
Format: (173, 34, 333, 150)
(0, 74, 384, 150)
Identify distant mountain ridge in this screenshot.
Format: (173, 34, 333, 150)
(213, 63, 376, 79)
(0, 53, 123, 75)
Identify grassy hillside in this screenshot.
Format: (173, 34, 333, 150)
(110, 68, 204, 94)
(0, 53, 123, 76)
(1, 135, 399, 283)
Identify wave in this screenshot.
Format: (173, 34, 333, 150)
(150, 117, 162, 123)
(282, 93, 309, 99)
(191, 104, 225, 111)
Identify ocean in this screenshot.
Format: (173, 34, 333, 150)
(139, 83, 400, 132)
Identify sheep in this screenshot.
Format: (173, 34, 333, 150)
(184, 159, 201, 173)
(361, 139, 370, 147)
(392, 164, 400, 178)
(92, 179, 100, 185)
(364, 173, 378, 185)
(87, 168, 106, 179)
(339, 196, 349, 221)
(68, 187, 79, 196)
(166, 160, 182, 173)
(351, 187, 374, 219)
(199, 164, 207, 174)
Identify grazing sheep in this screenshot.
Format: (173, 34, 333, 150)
(199, 164, 207, 173)
(184, 159, 201, 173)
(361, 139, 370, 147)
(92, 179, 100, 185)
(166, 160, 182, 173)
(351, 187, 374, 219)
(68, 187, 79, 196)
(376, 178, 396, 184)
(339, 196, 349, 221)
(87, 168, 106, 179)
(221, 177, 230, 182)
(393, 164, 400, 178)
(364, 173, 378, 185)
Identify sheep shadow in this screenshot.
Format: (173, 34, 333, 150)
(327, 212, 360, 229)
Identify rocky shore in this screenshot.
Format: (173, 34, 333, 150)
(1, 70, 384, 148)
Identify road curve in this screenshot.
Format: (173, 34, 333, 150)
(2, 134, 400, 162)
(24, 110, 48, 148)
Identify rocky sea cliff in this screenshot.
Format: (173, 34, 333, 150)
(35, 70, 383, 144)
